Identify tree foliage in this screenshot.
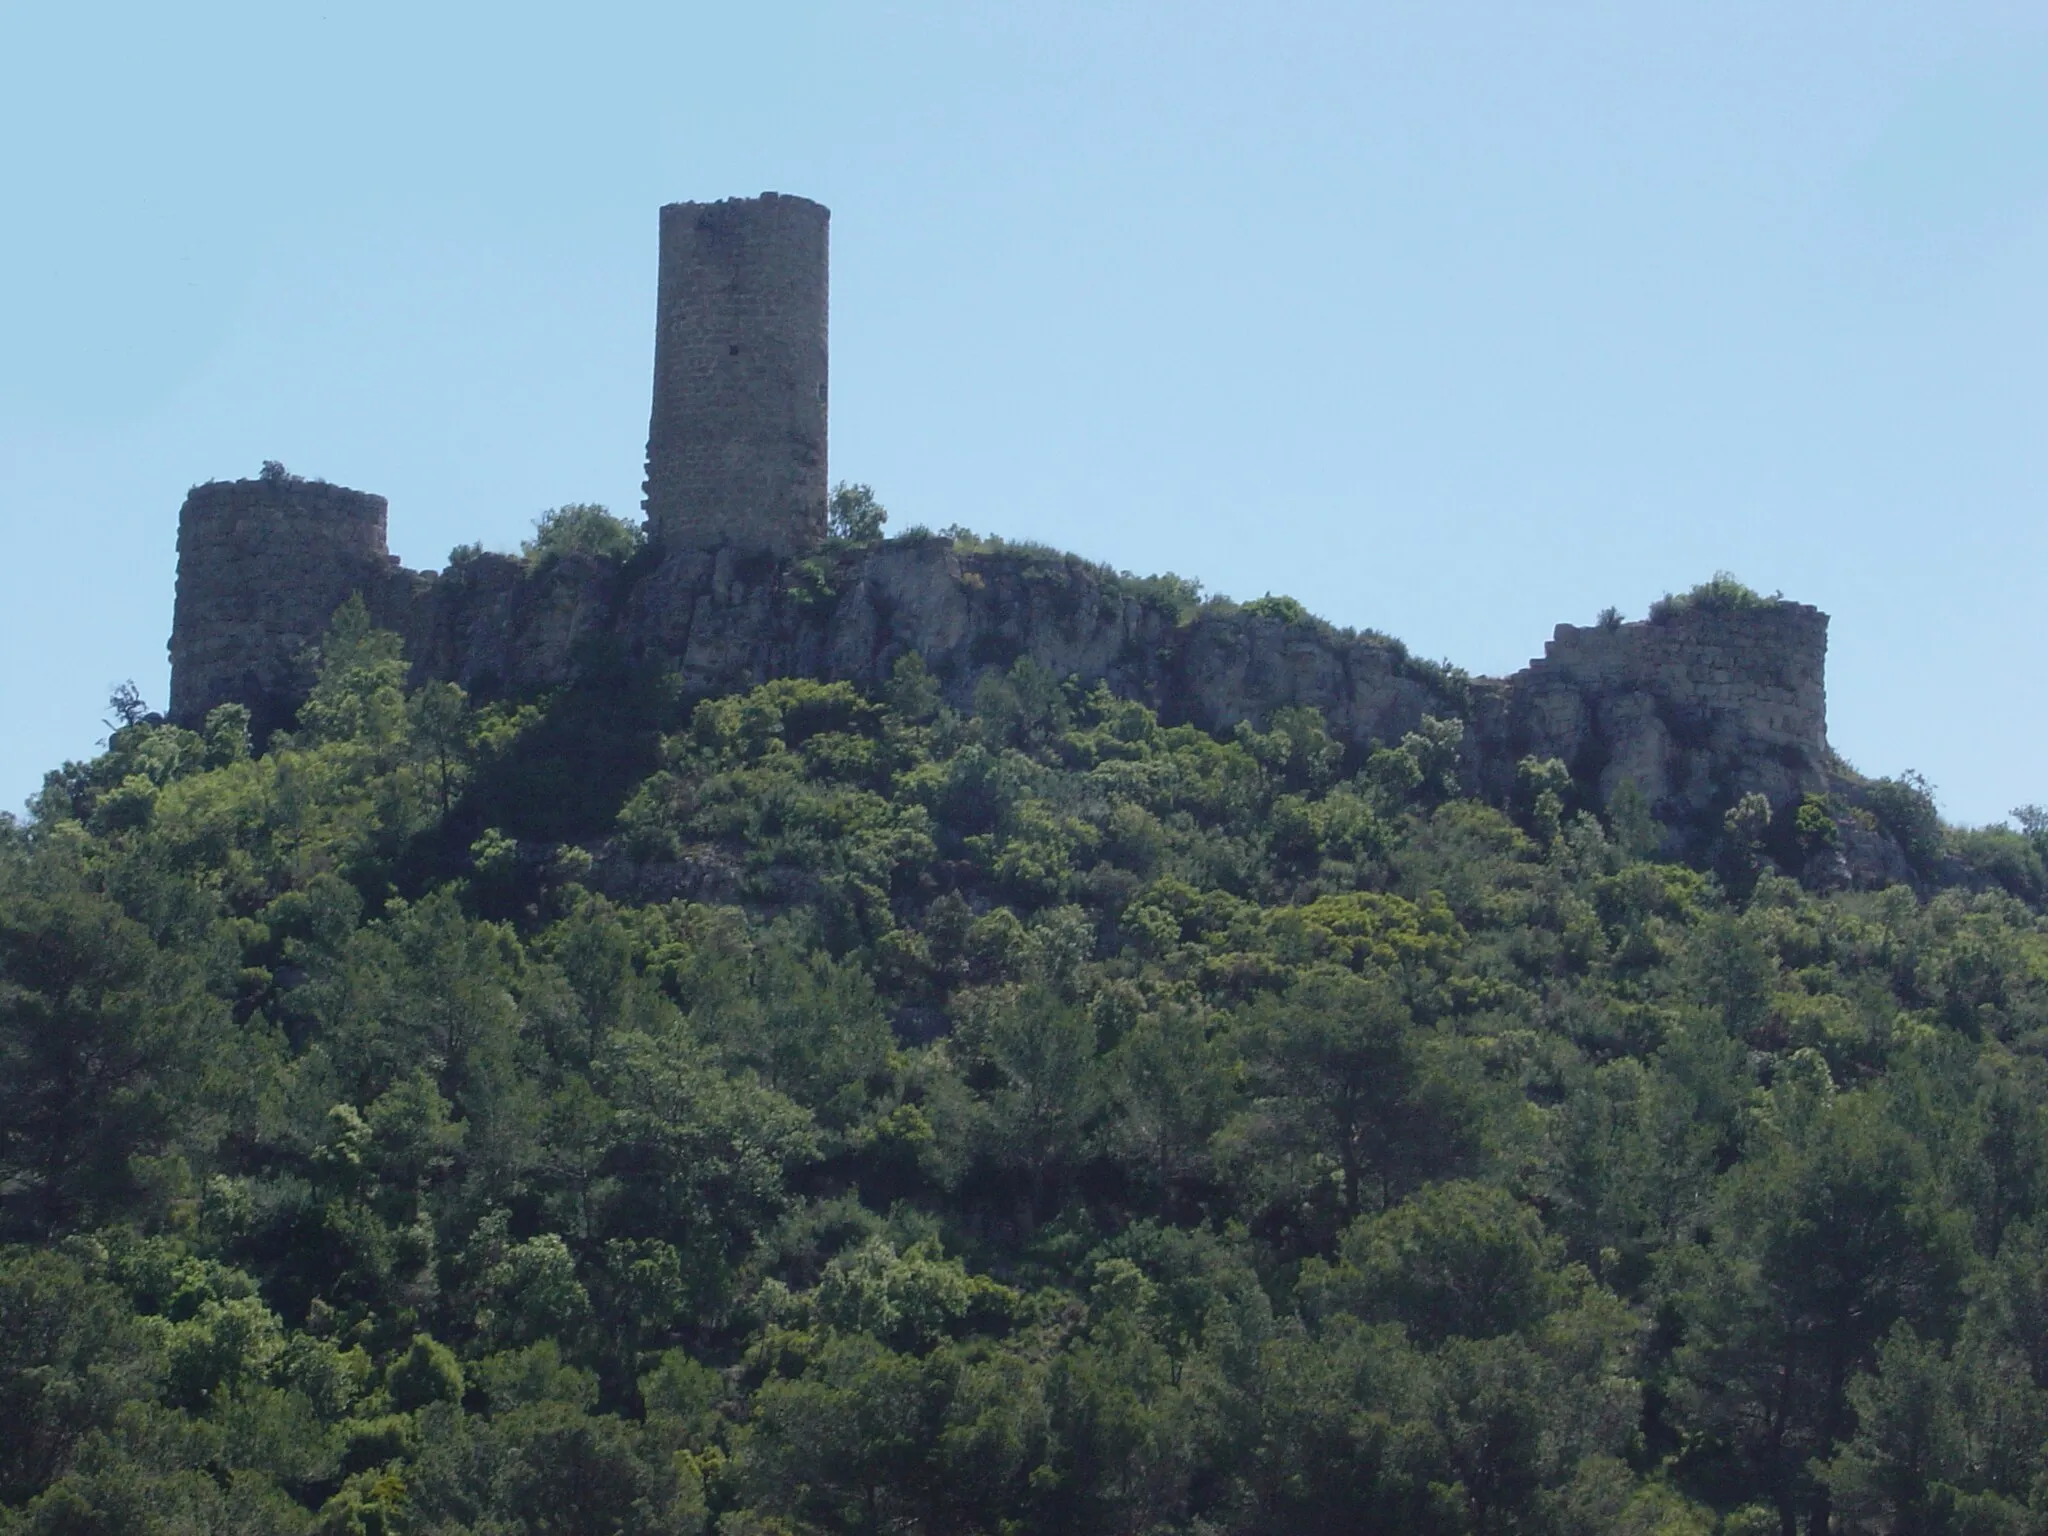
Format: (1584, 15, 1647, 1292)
(4, 605, 2047, 1534)
(828, 483, 888, 545)
(522, 504, 644, 567)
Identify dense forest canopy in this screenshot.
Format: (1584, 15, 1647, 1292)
(6, 561, 2048, 1536)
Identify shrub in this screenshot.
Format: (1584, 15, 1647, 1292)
(1648, 571, 1780, 624)
(1241, 593, 1310, 625)
(1607, 775, 1662, 858)
(828, 482, 888, 544)
(1948, 825, 2046, 904)
(202, 704, 252, 769)
(386, 1333, 464, 1410)
(522, 504, 643, 566)
(1107, 570, 1204, 624)
(1794, 793, 1840, 852)
(1865, 771, 1943, 873)
(1516, 756, 1572, 845)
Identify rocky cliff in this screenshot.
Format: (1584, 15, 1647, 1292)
(169, 476, 1831, 856)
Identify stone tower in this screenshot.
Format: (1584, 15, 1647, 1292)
(642, 193, 829, 556)
(167, 473, 393, 729)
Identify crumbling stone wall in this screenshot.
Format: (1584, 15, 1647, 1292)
(642, 194, 829, 557)
(375, 549, 624, 700)
(1484, 603, 1830, 826)
(167, 476, 396, 730)
(167, 472, 1833, 856)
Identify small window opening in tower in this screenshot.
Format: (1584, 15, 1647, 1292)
(729, 343, 742, 355)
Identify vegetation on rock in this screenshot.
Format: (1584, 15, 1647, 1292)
(521, 505, 644, 568)
(1647, 571, 1783, 624)
(826, 484, 889, 547)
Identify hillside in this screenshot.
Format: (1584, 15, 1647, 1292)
(6, 543, 2048, 1536)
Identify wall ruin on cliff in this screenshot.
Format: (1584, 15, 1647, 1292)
(163, 191, 1836, 856)
(166, 473, 1831, 856)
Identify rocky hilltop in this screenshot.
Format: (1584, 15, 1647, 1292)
(165, 193, 1843, 866)
(167, 472, 1830, 861)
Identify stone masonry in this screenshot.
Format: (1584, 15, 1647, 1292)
(643, 194, 829, 556)
(168, 475, 395, 731)
(1487, 604, 1831, 819)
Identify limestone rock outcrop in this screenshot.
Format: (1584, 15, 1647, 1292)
(168, 474, 1831, 857)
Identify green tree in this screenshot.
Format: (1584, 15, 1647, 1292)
(1315, 1181, 1562, 1344)
(386, 1332, 464, 1410)
(828, 482, 889, 544)
(597, 1028, 818, 1313)
(0, 1249, 163, 1504)
(1108, 1003, 1232, 1202)
(739, 1332, 1038, 1535)
(1666, 1083, 1970, 1532)
(407, 680, 474, 814)
(0, 874, 220, 1238)
(1226, 972, 1478, 1245)
(296, 595, 408, 750)
(1817, 1325, 2037, 1536)
(1867, 771, 1944, 876)
(965, 984, 1101, 1217)
(522, 503, 643, 566)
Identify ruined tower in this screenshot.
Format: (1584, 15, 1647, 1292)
(167, 473, 393, 728)
(642, 193, 829, 556)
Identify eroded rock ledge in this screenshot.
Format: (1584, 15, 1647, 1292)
(168, 475, 1830, 856)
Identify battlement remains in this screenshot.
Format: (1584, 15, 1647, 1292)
(1500, 599, 1831, 822)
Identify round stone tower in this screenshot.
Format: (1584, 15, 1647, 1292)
(167, 472, 393, 728)
(642, 193, 829, 557)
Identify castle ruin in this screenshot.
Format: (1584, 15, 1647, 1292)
(643, 194, 830, 556)
(166, 194, 1834, 853)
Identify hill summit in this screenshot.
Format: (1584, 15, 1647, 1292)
(9, 199, 2045, 1536)
(168, 197, 1845, 873)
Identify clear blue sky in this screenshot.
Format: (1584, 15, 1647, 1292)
(3, 2, 2043, 825)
